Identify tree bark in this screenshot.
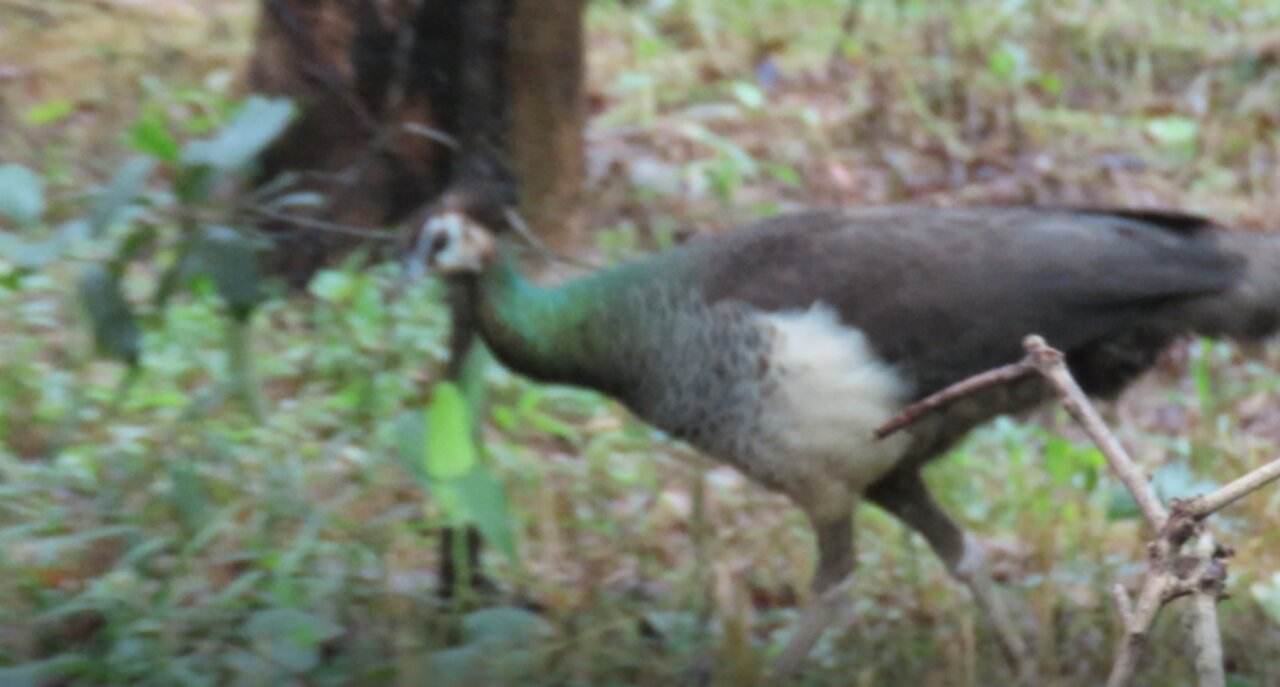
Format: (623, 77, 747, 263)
(244, 0, 587, 596)
(508, 0, 587, 250)
(244, 0, 585, 283)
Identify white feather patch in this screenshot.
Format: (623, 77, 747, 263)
(758, 304, 912, 513)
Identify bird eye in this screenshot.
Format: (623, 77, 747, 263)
(428, 231, 450, 257)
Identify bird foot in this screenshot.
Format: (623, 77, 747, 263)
(765, 576, 854, 685)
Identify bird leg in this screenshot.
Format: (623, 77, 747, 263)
(766, 513, 854, 684)
(867, 469, 1036, 683)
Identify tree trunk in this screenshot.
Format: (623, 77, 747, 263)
(508, 0, 587, 250)
(243, 0, 586, 594)
(244, 0, 585, 282)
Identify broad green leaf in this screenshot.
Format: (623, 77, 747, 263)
(170, 461, 208, 535)
(1252, 573, 1280, 627)
(194, 225, 262, 319)
(127, 109, 181, 162)
(0, 164, 45, 228)
(24, 100, 75, 126)
(79, 264, 141, 364)
(731, 81, 765, 110)
(115, 224, 159, 264)
(426, 610, 549, 687)
(456, 470, 517, 562)
(1043, 436, 1075, 486)
(245, 608, 343, 674)
(90, 157, 155, 236)
(0, 655, 90, 687)
(462, 606, 554, 646)
(0, 235, 59, 269)
(424, 646, 486, 687)
(425, 382, 477, 480)
(989, 45, 1024, 81)
(308, 270, 356, 303)
(151, 236, 201, 310)
(175, 164, 215, 204)
(1146, 116, 1199, 157)
(182, 96, 295, 172)
(394, 409, 428, 481)
(1042, 436, 1105, 490)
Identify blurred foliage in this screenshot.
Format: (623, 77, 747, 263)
(2, 0, 1280, 686)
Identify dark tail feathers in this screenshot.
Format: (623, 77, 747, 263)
(1183, 230, 1280, 341)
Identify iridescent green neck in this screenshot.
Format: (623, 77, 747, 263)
(468, 248, 647, 395)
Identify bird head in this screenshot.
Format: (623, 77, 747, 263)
(403, 211, 498, 279)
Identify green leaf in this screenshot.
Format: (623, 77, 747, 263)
(425, 382, 478, 480)
(308, 270, 356, 303)
(128, 109, 181, 162)
(1043, 436, 1075, 486)
(1105, 484, 1142, 521)
(194, 225, 262, 318)
(766, 163, 802, 188)
(0, 235, 60, 269)
(24, 100, 76, 126)
(1191, 337, 1216, 416)
(79, 264, 141, 364)
(731, 81, 766, 110)
(989, 46, 1020, 81)
(182, 97, 295, 172)
(1146, 116, 1199, 156)
(1252, 573, 1280, 627)
(462, 606, 553, 646)
(0, 164, 46, 228)
(245, 608, 343, 674)
(1151, 461, 1219, 502)
(424, 646, 486, 687)
(170, 461, 208, 535)
(0, 655, 91, 687)
(90, 157, 155, 237)
(455, 470, 517, 562)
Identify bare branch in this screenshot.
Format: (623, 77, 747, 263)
(247, 206, 400, 242)
(870, 332, 1280, 686)
(1020, 335, 1169, 528)
(874, 333, 1274, 687)
(1111, 583, 1134, 626)
(1184, 458, 1280, 520)
(875, 358, 1036, 439)
(1189, 534, 1227, 687)
(1106, 575, 1171, 687)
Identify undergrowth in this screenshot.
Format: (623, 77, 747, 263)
(2, 1, 1279, 685)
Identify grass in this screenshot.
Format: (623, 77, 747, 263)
(2, 0, 1280, 685)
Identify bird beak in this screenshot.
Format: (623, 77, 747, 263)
(393, 228, 432, 299)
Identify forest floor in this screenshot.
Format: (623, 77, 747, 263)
(2, 1, 1280, 686)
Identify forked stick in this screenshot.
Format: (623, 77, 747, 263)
(877, 335, 1280, 687)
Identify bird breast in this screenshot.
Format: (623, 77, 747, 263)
(631, 297, 913, 511)
(748, 305, 914, 502)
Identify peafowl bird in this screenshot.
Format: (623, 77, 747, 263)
(405, 205, 1280, 680)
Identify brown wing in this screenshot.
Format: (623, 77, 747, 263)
(697, 206, 1244, 396)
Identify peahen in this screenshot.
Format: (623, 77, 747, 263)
(405, 205, 1280, 680)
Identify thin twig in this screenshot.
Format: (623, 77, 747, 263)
(1184, 458, 1280, 519)
(248, 205, 400, 242)
(875, 357, 1036, 439)
(1020, 335, 1169, 528)
(875, 333, 1280, 687)
(1111, 583, 1134, 626)
(1107, 574, 1170, 687)
(1189, 534, 1227, 687)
